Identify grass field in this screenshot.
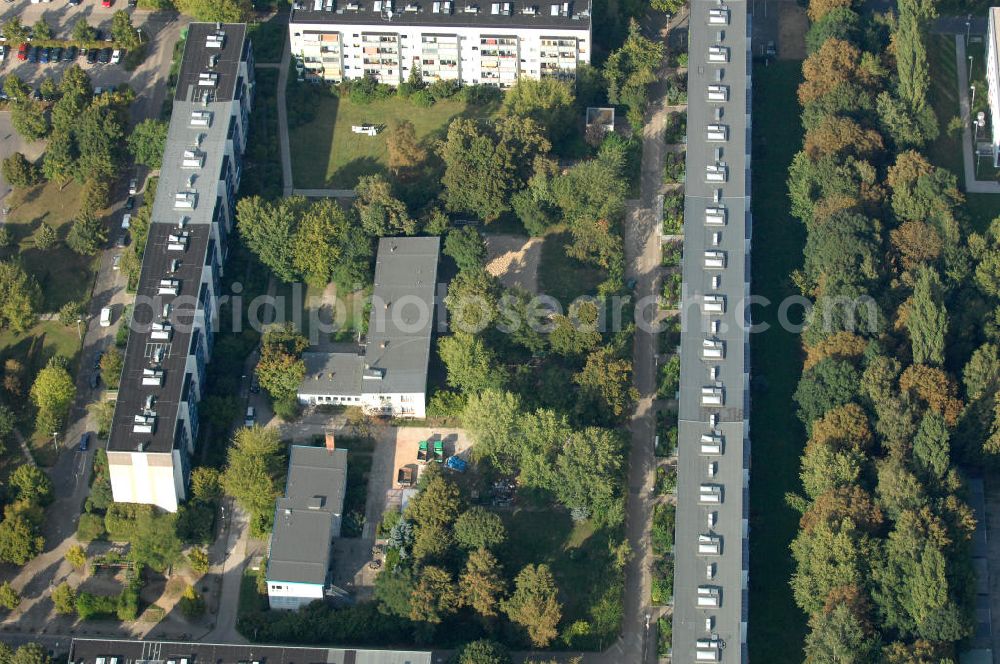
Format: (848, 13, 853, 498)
(747, 60, 809, 663)
(288, 91, 499, 189)
(927, 35, 999, 233)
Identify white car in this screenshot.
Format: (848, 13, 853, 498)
(111, 49, 121, 64)
(121, 213, 131, 229)
(112, 254, 121, 271)
(0, 46, 7, 63)
(99, 307, 112, 327)
(244, 406, 255, 428)
(128, 178, 138, 195)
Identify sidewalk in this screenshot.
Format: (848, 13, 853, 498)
(954, 35, 1000, 194)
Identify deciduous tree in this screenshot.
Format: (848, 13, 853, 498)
(221, 426, 285, 536)
(30, 357, 76, 433)
(453, 507, 507, 550)
(2, 153, 41, 188)
(127, 119, 168, 169)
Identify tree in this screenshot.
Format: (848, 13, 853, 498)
(57, 300, 85, 328)
(386, 119, 427, 176)
(71, 18, 96, 43)
(67, 212, 109, 255)
(899, 364, 964, 425)
(574, 347, 638, 422)
(35, 224, 57, 251)
(31, 17, 52, 41)
(794, 358, 860, 429)
(188, 547, 210, 573)
(806, 0, 853, 21)
(10, 102, 50, 142)
(10, 465, 53, 505)
(907, 267, 947, 366)
(0, 262, 41, 333)
(463, 389, 523, 474)
(11, 644, 49, 664)
(890, 221, 942, 272)
(111, 10, 141, 50)
(444, 268, 501, 333)
(803, 603, 880, 663)
(174, 0, 252, 21)
(444, 227, 488, 273)
(406, 474, 461, 530)
(221, 426, 285, 535)
(912, 411, 950, 480)
(457, 640, 511, 664)
(439, 333, 507, 393)
(964, 343, 1000, 401)
(66, 544, 87, 569)
(555, 428, 625, 525)
(806, 7, 860, 54)
(409, 565, 461, 624)
(179, 584, 206, 618)
(127, 119, 168, 169)
(256, 342, 306, 403)
(80, 179, 111, 217)
(0, 515, 44, 564)
(290, 198, 353, 286)
(3, 76, 30, 104)
(460, 548, 506, 618)
(894, 0, 934, 113)
(130, 511, 182, 572)
(1, 18, 29, 44)
(0, 582, 20, 610)
(75, 104, 125, 182)
(98, 347, 124, 389)
(803, 116, 883, 161)
(550, 301, 602, 356)
(454, 507, 507, 550)
(51, 582, 76, 615)
(354, 175, 416, 236)
(30, 357, 76, 433)
(799, 39, 877, 106)
(500, 78, 575, 144)
(190, 467, 222, 501)
(502, 564, 562, 647)
(2, 153, 41, 188)
(604, 20, 664, 130)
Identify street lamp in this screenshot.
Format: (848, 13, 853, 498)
(76, 316, 84, 342)
(966, 14, 971, 46)
(52, 431, 59, 452)
(971, 84, 977, 110)
(969, 55, 974, 84)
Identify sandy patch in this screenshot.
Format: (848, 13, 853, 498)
(778, 0, 808, 59)
(485, 234, 543, 294)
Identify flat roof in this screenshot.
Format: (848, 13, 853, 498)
(290, 0, 591, 30)
(267, 446, 349, 585)
(362, 236, 440, 396)
(300, 351, 365, 395)
(68, 639, 435, 664)
(175, 23, 248, 103)
(107, 223, 212, 453)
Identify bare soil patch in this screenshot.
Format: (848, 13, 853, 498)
(778, 0, 808, 59)
(485, 234, 543, 294)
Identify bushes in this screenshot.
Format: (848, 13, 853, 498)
(657, 355, 680, 399)
(75, 591, 118, 620)
(651, 503, 675, 555)
(664, 112, 686, 144)
(650, 557, 674, 605)
(664, 73, 688, 105)
(660, 272, 682, 308)
(662, 192, 684, 234)
(661, 241, 682, 267)
(662, 151, 685, 184)
(104, 502, 154, 541)
(76, 513, 106, 542)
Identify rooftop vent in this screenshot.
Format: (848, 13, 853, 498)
(150, 321, 173, 341)
(173, 192, 197, 210)
(182, 150, 205, 169)
(133, 412, 156, 433)
(142, 368, 165, 386)
(205, 31, 225, 49)
(167, 232, 190, 251)
(190, 110, 212, 127)
(158, 279, 180, 295)
(198, 72, 220, 87)
(307, 495, 326, 509)
(363, 365, 385, 380)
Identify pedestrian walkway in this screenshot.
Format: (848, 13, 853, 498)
(277, 35, 294, 198)
(954, 35, 1000, 194)
(292, 188, 357, 198)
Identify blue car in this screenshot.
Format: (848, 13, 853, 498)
(78, 432, 90, 452)
(39, 48, 50, 64)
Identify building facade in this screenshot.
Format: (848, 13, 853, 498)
(266, 445, 348, 610)
(988, 7, 1000, 166)
(106, 23, 254, 513)
(289, 0, 591, 86)
(297, 237, 440, 418)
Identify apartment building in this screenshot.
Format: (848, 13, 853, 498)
(988, 7, 1000, 166)
(297, 236, 439, 418)
(288, 0, 592, 86)
(106, 23, 254, 514)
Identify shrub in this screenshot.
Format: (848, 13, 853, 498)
(650, 557, 674, 605)
(657, 355, 680, 398)
(52, 582, 76, 614)
(273, 395, 301, 421)
(662, 241, 682, 267)
(661, 272, 682, 308)
(656, 465, 677, 494)
(657, 617, 672, 656)
(104, 502, 154, 541)
(179, 585, 205, 618)
(0, 582, 20, 610)
(651, 503, 676, 555)
(76, 513, 106, 542)
(410, 89, 433, 107)
(188, 547, 210, 574)
(662, 192, 684, 234)
(75, 591, 118, 620)
(66, 544, 87, 568)
(662, 151, 685, 184)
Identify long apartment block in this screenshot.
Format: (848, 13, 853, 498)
(672, 0, 751, 661)
(289, 0, 591, 86)
(106, 23, 255, 513)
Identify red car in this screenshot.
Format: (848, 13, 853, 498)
(16, 43, 27, 61)
(102, 0, 112, 6)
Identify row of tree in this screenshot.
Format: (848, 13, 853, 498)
(788, 0, 984, 659)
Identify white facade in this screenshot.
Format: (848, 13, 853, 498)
(988, 7, 1000, 166)
(107, 450, 185, 513)
(289, 3, 591, 86)
(267, 580, 325, 610)
(298, 389, 427, 417)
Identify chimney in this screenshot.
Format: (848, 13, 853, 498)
(325, 431, 336, 453)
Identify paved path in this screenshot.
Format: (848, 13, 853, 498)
(277, 34, 294, 198)
(955, 35, 1000, 194)
(202, 502, 252, 644)
(292, 188, 357, 198)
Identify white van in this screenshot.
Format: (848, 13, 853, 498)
(99, 307, 112, 327)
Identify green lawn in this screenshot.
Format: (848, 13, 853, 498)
(537, 230, 608, 306)
(288, 90, 499, 189)
(747, 60, 809, 663)
(927, 34, 999, 233)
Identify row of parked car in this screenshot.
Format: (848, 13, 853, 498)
(12, 43, 121, 65)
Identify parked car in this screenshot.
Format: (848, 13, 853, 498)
(93, 86, 104, 96)
(16, 43, 27, 61)
(766, 41, 776, 57)
(417, 439, 429, 463)
(250, 374, 260, 393)
(50, 47, 62, 62)
(100, 307, 112, 327)
(98, 48, 113, 64)
(116, 232, 128, 247)
(63, 45, 78, 61)
(27, 46, 40, 63)
(433, 439, 445, 463)
(86, 49, 99, 64)
(121, 213, 131, 229)
(102, 0, 112, 6)
(0, 46, 7, 63)
(244, 406, 255, 428)
(111, 49, 121, 64)
(78, 432, 90, 452)
(124, 196, 135, 210)
(112, 254, 121, 270)
(127, 0, 137, 6)
(39, 47, 50, 64)
(89, 372, 99, 389)
(93, 352, 103, 371)
(128, 178, 138, 195)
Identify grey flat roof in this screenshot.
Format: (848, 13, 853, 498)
(267, 446, 349, 585)
(362, 236, 440, 396)
(68, 638, 435, 664)
(672, 0, 750, 661)
(300, 351, 365, 395)
(291, 0, 592, 31)
(175, 23, 248, 103)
